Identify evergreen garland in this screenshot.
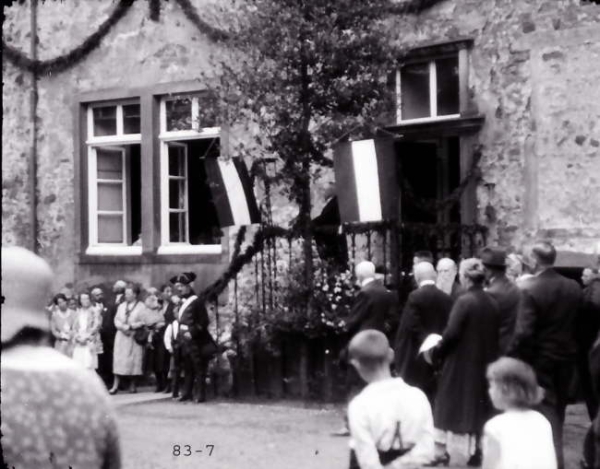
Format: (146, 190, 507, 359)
(172, 0, 230, 43)
(2, 0, 136, 75)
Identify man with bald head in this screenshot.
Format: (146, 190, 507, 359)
(436, 258, 463, 301)
(394, 262, 453, 405)
(333, 260, 398, 436)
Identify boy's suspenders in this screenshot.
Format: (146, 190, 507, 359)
(348, 421, 414, 469)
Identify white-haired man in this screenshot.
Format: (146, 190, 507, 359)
(436, 258, 463, 301)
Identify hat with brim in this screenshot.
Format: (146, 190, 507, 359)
(1, 247, 54, 343)
(481, 247, 507, 267)
(170, 272, 197, 285)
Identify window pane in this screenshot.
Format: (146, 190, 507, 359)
(97, 150, 122, 180)
(97, 183, 123, 211)
(97, 215, 124, 243)
(168, 145, 186, 176)
(169, 212, 187, 243)
(169, 179, 186, 210)
(436, 56, 460, 116)
(198, 95, 218, 128)
(400, 62, 430, 120)
(93, 106, 117, 136)
(123, 104, 141, 134)
(166, 98, 192, 131)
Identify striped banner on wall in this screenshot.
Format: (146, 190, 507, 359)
(205, 157, 261, 227)
(333, 139, 399, 223)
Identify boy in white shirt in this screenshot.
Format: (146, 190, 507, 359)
(347, 330, 435, 469)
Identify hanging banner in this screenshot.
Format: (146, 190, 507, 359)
(333, 138, 399, 223)
(205, 157, 261, 227)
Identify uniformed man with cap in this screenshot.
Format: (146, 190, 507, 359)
(170, 272, 215, 403)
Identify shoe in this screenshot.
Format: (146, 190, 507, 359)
(425, 452, 450, 467)
(108, 388, 118, 395)
(330, 427, 350, 437)
(178, 395, 192, 402)
(195, 396, 206, 403)
(467, 450, 482, 467)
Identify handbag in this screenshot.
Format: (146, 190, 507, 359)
(134, 327, 150, 346)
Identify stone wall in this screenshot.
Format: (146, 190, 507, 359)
(3, 0, 600, 295)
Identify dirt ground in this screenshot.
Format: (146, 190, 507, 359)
(115, 397, 590, 469)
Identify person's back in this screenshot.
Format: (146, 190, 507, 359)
(486, 276, 520, 354)
(1, 345, 121, 469)
(483, 409, 556, 469)
(349, 377, 434, 467)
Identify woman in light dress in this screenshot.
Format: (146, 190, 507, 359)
(110, 284, 145, 394)
(50, 293, 74, 357)
(72, 292, 102, 370)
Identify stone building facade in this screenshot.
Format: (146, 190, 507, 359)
(2, 0, 600, 294)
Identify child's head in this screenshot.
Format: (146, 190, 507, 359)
(348, 330, 393, 383)
(486, 357, 544, 411)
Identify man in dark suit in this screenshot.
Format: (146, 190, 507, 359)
(332, 260, 398, 436)
(507, 241, 583, 469)
(394, 261, 452, 405)
(481, 246, 521, 355)
(312, 182, 348, 269)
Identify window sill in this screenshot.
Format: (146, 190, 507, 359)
(383, 114, 485, 138)
(396, 114, 461, 125)
(157, 245, 223, 255)
(85, 246, 143, 256)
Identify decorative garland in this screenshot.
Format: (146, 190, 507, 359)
(2, 0, 135, 75)
(172, 0, 230, 43)
(2, 0, 229, 75)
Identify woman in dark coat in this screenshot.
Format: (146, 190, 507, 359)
(429, 258, 501, 467)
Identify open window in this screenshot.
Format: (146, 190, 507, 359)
(158, 94, 223, 255)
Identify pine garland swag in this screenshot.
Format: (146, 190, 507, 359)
(2, 0, 136, 75)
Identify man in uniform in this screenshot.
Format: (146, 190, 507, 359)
(171, 272, 215, 403)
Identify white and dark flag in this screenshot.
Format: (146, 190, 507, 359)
(205, 157, 261, 227)
(333, 138, 399, 223)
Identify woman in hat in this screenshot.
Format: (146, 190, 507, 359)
(50, 293, 75, 357)
(110, 284, 145, 394)
(1, 247, 121, 469)
(171, 271, 216, 403)
(428, 258, 501, 466)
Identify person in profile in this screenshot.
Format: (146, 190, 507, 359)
(1, 246, 121, 469)
(312, 181, 348, 269)
(347, 329, 434, 469)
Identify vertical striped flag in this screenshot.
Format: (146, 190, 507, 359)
(333, 139, 399, 223)
(205, 157, 261, 227)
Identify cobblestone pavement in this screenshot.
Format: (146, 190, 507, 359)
(114, 395, 590, 469)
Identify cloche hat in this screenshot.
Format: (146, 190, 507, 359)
(1, 246, 54, 343)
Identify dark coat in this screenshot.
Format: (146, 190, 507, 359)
(507, 268, 582, 381)
(312, 196, 348, 266)
(394, 284, 453, 396)
(345, 279, 398, 338)
(177, 293, 211, 345)
(486, 275, 521, 354)
(450, 281, 464, 302)
(433, 286, 500, 434)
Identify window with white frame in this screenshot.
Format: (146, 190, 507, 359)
(86, 101, 142, 255)
(158, 94, 222, 255)
(396, 54, 460, 123)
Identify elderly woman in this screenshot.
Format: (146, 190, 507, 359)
(1, 247, 121, 469)
(110, 284, 145, 394)
(50, 293, 74, 357)
(429, 258, 501, 466)
(140, 287, 168, 392)
(72, 292, 102, 370)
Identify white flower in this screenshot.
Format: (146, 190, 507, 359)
(331, 305, 337, 310)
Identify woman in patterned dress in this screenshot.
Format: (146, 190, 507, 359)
(141, 287, 168, 392)
(110, 284, 145, 394)
(72, 292, 101, 370)
(50, 293, 74, 357)
(1, 246, 121, 469)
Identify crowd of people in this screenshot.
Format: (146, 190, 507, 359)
(45, 273, 225, 403)
(338, 242, 600, 469)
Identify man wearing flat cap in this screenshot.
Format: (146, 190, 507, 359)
(170, 272, 215, 403)
(481, 246, 521, 355)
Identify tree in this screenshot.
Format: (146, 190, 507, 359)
(206, 0, 446, 291)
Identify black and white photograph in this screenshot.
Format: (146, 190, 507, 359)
(2, 0, 600, 468)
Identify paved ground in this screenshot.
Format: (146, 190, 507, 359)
(114, 393, 590, 469)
